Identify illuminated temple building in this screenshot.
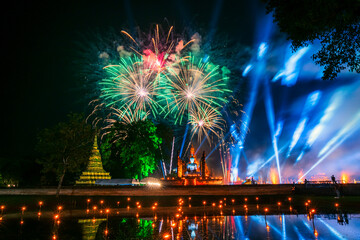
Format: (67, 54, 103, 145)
(76, 135, 111, 185)
(172, 145, 222, 185)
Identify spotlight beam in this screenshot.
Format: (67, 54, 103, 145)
(180, 124, 189, 158)
(264, 78, 282, 183)
(248, 144, 287, 176)
(206, 131, 231, 160)
(286, 90, 321, 158)
(295, 90, 342, 163)
(298, 117, 360, 182)
(318, 111, 360, 158)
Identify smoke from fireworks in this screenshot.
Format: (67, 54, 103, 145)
(121, 25, 194, 72)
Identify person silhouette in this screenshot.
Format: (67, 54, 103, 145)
(331, 175, 336, 184)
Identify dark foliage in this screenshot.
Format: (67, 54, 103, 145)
(36, 113, 94, 191)
(264, 0, 360, 80)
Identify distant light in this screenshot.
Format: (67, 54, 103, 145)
(242, 64, 253, 77)
(257, 42, 268, 60)
(272, 46, 310, 86)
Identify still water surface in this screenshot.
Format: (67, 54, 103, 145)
(0, 196, 359, 239)
(1, 213, 359, 239)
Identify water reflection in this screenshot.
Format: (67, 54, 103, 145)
(78, 218, 106, 240)
(0, 213, 359, 239)
(1, 196, 360, 239)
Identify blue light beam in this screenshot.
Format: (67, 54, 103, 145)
(287, 90, 322, 158)
(298, 111, 360, 181)
(264, 78, 282, 183)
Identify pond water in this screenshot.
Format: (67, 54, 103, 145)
(0, 196, 359, 239)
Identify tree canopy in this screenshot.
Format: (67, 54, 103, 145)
(36, 113, 93, 193)
(101, 119, 162, 180)
(264, 0, 360, 80)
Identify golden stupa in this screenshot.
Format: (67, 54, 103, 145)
(76, 135, 111, 185)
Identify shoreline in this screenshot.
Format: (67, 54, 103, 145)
(1, 183, 359, 196)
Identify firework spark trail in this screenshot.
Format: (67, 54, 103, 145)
(188, 104, 224, 142)
(164, 55, 230, 124)
(100, 55, 166, 118)
(195, 96, 246, 155)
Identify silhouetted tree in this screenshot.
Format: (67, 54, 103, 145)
(264, 0, 360, 80)
(36, 113, 93, 196)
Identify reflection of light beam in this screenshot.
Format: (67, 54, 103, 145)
(318, 219, 347, 240)
(234, 216, 245, 238)
(319, 111, 360, 157)
(287, 91, 322, 157)
(298, 117, 360, 181)
(251, 216, 282, 236)
(264, 79, 282, 183)
(282, 214, 286, 240)
(293, 226, 306, 240)
(302, 220, 314, 235)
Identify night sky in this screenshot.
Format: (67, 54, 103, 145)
(2, 0, 262, 157)
(3, 0, 359, 181)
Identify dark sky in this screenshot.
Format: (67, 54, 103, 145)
(2, 0, 268, 157)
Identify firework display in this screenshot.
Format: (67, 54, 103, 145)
(164, 55, 230, 124)
(100, 55, 164, 117)
(95, 25, 231, 141)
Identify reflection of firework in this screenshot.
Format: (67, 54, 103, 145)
(121, 25, 194, 72)
(100, 55, 165, 117)
(189, 105, 224, 142)
(165, 55, 230, 124)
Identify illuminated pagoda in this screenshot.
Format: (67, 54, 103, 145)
(78, 218, 106, 240)
(76, 135, 111, 185)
